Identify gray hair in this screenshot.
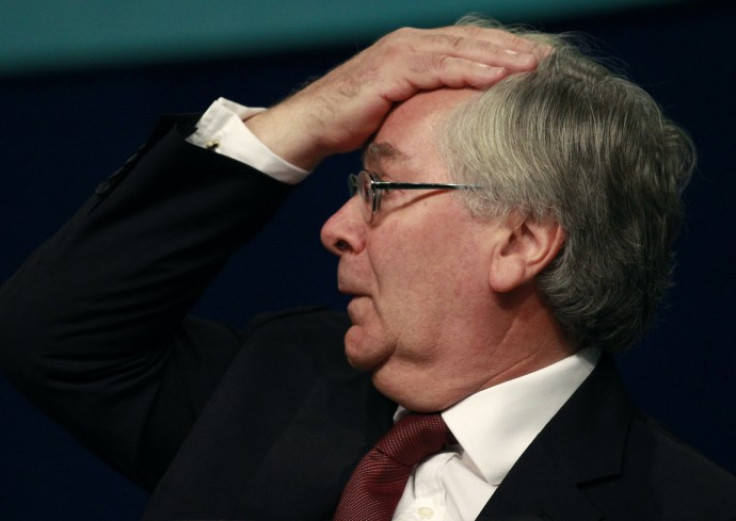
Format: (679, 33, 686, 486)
(442, 19, 695, 352)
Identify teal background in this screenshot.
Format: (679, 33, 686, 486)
(2, 0, 683, 76)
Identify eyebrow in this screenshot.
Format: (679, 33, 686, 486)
(363, 141, 409, 166)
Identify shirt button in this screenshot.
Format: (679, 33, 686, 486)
(418, 506, 434, 519)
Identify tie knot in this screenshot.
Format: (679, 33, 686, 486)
(375, 413, 454, 467)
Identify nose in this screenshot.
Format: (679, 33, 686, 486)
(320, 196, 366, 256)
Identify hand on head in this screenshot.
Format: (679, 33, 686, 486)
(245, 24, 547, 170)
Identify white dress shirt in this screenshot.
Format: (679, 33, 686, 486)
(188, 98, 602, 521)
(393, 347, 600, 521)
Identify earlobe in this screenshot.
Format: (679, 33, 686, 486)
(489, 253, 526, 293)
(488, 217, 565, 293)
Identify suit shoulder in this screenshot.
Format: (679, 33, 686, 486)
(625, 414, 736, 514)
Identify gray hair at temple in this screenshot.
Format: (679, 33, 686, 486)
(442, 17, 695, 352)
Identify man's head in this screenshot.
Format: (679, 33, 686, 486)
(321, 88, 571, 411)
(320, 21, 694, 410)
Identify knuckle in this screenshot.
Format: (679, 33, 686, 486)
(381, 44, 403, 62)
(447, 34, 466, 52)
(384, 26, 418, 43)
(375, 27, 418, 58)
(395, 26, 419, 37)
(426, 53, 452, 73)
(426, 32, 465, 51)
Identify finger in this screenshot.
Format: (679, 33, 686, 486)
(389, 27, 542, 72)
(379, 56, 510, 102)
(415, 60, 509, 91)
(439, 25, 545, 55)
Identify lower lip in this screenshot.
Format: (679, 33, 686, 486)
(347, 296, 367, 318)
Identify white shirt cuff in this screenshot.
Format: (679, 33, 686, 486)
(187, 97, 310, 185)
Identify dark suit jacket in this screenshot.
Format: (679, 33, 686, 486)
(1, 118, 734, 520)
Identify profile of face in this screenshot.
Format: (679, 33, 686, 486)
(321, 89, 511, 411)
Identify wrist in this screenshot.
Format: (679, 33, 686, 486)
(245, 107, 329, 171)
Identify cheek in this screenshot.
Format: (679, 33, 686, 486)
(363, 233, 451, 352)
(357, 205, 490, 359)
(373, 218, 483, 308)
(369, 219, 440, 287)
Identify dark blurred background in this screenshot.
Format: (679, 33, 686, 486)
(1, 1, 734, 519)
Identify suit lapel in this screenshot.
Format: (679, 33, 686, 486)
(477, 355, 633, 521)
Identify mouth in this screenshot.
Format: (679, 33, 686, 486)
(346, 295, 367, 322)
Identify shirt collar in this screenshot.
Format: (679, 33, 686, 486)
(435, 347, 601, 486)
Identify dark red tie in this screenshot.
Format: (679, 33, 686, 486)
(333, 413, 455, 521)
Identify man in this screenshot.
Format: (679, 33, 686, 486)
(1, 18, 734, 521)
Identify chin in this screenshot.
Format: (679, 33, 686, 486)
(343, 325, 390, 371)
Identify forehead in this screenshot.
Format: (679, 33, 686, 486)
(366, 89, 481, 172)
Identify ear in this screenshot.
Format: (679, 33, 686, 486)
(488, 215, 565, 294)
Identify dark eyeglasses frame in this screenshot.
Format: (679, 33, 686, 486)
(348, 169, 479, 222)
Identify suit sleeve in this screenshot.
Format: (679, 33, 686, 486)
(0, 116, 293, 490)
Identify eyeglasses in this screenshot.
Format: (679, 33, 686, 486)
(348, 169, 479, 222)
